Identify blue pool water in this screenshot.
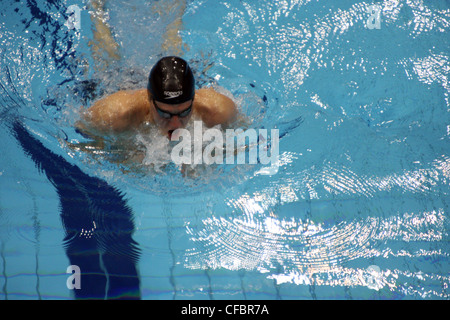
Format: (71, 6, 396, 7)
(0, 0, 449, 300)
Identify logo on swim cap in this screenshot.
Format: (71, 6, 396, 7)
(164, 91, 183, 99)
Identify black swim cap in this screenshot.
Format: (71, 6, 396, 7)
(148, 56, 195, 105)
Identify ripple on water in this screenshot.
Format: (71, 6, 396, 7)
(184, 194, 447, 294)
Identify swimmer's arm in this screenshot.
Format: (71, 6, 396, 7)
(194, 88, 237, 128)
(89, 0, 120, 67)
(152, 0, 186, 55)
(77, 89, 151, 133)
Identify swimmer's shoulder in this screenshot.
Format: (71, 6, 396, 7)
(194, 87, 237, 128)
(80, 89, 153, 133)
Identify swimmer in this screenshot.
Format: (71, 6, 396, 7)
(77, 56, 237, 140)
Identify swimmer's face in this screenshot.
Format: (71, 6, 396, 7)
(152, 99, 193, 139)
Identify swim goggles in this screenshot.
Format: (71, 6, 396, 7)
(153, 99, 193, 119)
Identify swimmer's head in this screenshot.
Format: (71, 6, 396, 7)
(148, 56, 195, 105)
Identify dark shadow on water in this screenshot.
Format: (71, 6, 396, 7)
(11, 120, 141, 300)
